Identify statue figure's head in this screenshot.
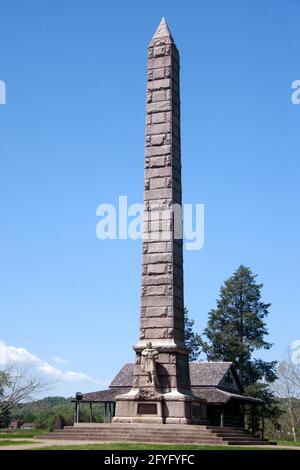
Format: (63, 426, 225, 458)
(146, 342, 152, 349)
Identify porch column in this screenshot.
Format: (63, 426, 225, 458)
(89, 402, 93, 423)
(261, 404, 265, 440)
(251, 404, 255, 436)
(74, 402, 77, 424)
(76, 402, 80, 423)
(220, 407, 224, 427)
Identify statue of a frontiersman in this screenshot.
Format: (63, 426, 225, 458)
(141, 342, 159, 386)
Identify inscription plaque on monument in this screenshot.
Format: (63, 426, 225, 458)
(137, 403, 157, 415)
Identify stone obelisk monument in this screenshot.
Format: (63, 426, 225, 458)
(114, 18, 195, 424)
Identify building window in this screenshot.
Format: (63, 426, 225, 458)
(225, 372, 233, 384)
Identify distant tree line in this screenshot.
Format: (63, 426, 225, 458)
(5, 397, 105, 430)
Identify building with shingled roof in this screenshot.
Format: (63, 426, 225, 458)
(73, 362, 262, 428)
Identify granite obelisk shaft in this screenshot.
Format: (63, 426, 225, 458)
(114, 19, 194, 424)
(135, 18, 190, 393)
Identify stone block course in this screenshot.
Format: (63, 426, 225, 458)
(142, 253, 172, 264)
(145, 219, 173, 232)
(149, 176, 170, 189)
(151, 90, 169, 103)
(141, 274, 173, 286)
(147, 123, 171, 135)
(143, 241, 168, 253)
(141, 295, 173, 307)
(144, 328, 169, 339)
(148, 134, 170, 146)
(144, 306, 168, 317)
(144, 167, 172, 178)
(145, 144, 171, 157)
(151, 112, 166, 123)
(147, 78, 171, 91)
(140, 317, 173, 329)
(147, 56, 172, 69)
(147, 101, 171, 113)
(144, 156, 166, 168)
(147, 263, 169, 275)
(144, 188, 173, 200)
(146, 285, 168, 296)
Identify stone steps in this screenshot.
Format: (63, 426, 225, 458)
(44, 425, 251, 433)
(42, 436, 224, 444)
(47, 431, 247, 440)
(46, 431, 218, 437)
(55, 428, 219, 435)
(48, 432, 217, 439)
(39, 434, 271, 446)
(53, 427, 260, 438)
(38, 424, 275, 445)
(49, 435, 220, 440)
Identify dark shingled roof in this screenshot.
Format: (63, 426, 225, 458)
(190, 362, 233, 387)
(77, 362, 255, 404)
(191, 387, 262, 404)
(110, 363, 134, 388)
(109, 362, 240, 389)
(78, 387, 261, 405)
(79, 388, 129, 402)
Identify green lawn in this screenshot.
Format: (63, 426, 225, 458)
(277, 440, 300, 447)
(0, 440, 37, 446)
(0, 429, 47, 439)
(35, 443, 282, 451)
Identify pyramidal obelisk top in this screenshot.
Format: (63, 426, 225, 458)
(113, 19, 199, 425)
(150, 17, 175, 44)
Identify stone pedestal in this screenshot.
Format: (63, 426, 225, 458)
(113, 389, 165, 424)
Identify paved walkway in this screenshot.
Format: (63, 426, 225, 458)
(1, 438, 300, 450)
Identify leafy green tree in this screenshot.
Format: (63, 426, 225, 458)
(199, 265, 280, 433)
(184, 308, 202, 361)
(22, 410, 36, 423)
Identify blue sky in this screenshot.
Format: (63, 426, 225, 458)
(0, 0, 299, 397)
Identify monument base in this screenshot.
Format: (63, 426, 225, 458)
(162, 390, 194, 425)
(112, 388, 165, 424)
(113, 416, 165, 424)
(113, 389, 202, 425)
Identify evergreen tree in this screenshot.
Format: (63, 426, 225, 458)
(199, 265, 280, 432)
(184, 308, 202, 361)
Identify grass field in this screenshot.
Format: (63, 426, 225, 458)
(0, 440, 37, 446)
(276, 440, 300, 447)
(0, 429, 46, 439)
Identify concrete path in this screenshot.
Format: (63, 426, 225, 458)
(1, 438, 300, 450)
